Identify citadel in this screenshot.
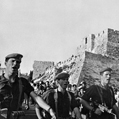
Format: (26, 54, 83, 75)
(33, 28, 119, 89)
(1, 28, 119, 88)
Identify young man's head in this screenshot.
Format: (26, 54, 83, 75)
(100, 67, 112, 86)
(5, 53, 23, 75)
(72, 84, 77, 91)
(54, 72, 70, 90)
(67, 84, 72, 91)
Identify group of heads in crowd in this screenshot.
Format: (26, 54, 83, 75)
(32, 70, 87, 97)
(31, 65, 119, 99)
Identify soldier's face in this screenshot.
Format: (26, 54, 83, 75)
(5, 58, 21, 75)
(58, 78, 69, 89)
(101, 71, 111, 85)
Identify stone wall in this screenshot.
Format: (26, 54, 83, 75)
(77, 51, 119, 88)
(91, 29, 108, 55)
(108, 29, 119, 43)
(33, 61, 54, 80)
(69, 53, 85, 85)
(107, 42, 119, 58)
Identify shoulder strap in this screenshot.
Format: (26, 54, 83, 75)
(108, 86, 114, 107)
(67, 92, 71, 104)
(54, 90, 72, 103)
(96, 85, 103, 104)
(54, 90, 72, 118)
(54, 89, 58, 118)
(7, 78, 23, 119)
(67, 92, 72, 116)
(17, 78, 23, 111)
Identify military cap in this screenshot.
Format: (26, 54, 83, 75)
(100, 67, 112, 75)
(5, 53, 23, 61)
(54, 72, 70, 80)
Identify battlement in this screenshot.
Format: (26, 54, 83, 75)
(79, 28, 119, 59)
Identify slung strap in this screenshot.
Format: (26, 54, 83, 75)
(54, 89, 72, 119)
(17, 79, 23, 111)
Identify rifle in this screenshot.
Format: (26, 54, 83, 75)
(94, 102, 116, 119)
(94, 85, 117, 119)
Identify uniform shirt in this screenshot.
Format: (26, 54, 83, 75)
(82, 85, 116, 119)
(46, 90, 77, 118)
(0, 74, 34, 111)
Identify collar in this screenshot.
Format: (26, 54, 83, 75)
(98, 83, 110, 90)
(57, 87, 67, 94)
(0, 74, 19, 84)
(0, 74, 9, 83)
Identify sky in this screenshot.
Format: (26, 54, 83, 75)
(0, 0, 119, 73)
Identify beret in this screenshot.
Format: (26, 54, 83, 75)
(100, 67, 112, 74)
(5, 53, 23, 61)
(54, 72, 70, 80)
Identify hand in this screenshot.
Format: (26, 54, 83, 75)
(49, 108, 56, 119)
(94, 108, 102, 115)
(24, 104, 29, 110)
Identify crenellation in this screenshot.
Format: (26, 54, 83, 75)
(81, 28, 119, 59)
(91, 34, 95, 51)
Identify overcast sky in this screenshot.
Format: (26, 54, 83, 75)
(0, 0, 119, 73)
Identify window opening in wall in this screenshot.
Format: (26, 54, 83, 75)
(85, 38, 87, 44)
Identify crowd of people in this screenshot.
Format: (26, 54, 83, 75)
(0, 53, 119, 119)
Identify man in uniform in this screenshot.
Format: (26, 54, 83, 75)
(80, 67, 119, 119)
(0, 53, 56, 119)
(44, 72, 82, 119)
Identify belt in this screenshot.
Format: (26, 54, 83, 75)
(0, 108, 25, 119)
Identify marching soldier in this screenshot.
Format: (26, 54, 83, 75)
(80, 67, 119, 119)
(0, 53, 56, 119)
(44, 72, 82, 119)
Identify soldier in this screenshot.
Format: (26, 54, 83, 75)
(80, 67, 119, 119)
(44, 72, 82, 119)
(0, 53, 56, 119)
